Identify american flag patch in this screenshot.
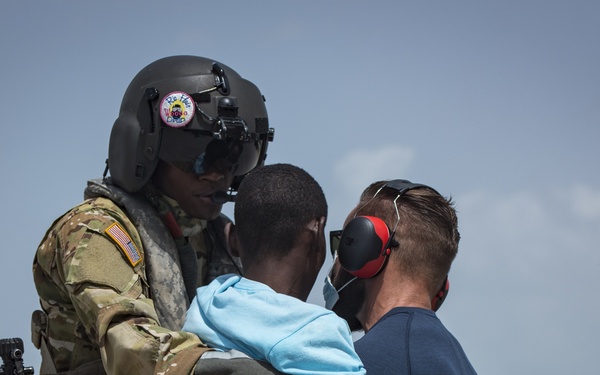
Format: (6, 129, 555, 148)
(105, 222, 142, 267)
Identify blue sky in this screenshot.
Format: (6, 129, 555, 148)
(1, 1, 599, 373)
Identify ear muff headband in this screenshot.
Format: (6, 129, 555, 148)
(383, 179, 431, 196)
(338, 179, 437, 279)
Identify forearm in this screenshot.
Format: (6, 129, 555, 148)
(102, 319, 209, 375)
(75, 287, 207, 375)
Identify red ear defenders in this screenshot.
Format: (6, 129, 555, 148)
(432, 276, 449, 312)
(337, 179, 430, 279)
(337, 215, 394, 278)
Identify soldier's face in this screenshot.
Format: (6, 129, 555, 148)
(154, 160, 234, 220)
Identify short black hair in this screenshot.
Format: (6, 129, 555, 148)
(234, 163, 327, 263)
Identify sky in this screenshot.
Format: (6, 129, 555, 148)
(1, 1, 599, 373)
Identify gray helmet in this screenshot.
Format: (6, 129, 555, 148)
(108, 55, 274, 193)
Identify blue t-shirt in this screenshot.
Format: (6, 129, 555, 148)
(183, 274, 365, 375)
(354, 307, 477, 375)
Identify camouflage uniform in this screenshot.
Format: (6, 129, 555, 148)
(32, 179, 240, 374)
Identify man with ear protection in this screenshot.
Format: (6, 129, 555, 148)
(183, 163, 365, 375)
(324, 180, 477, 374)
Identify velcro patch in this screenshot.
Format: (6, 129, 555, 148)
(105, 222, 142, 267)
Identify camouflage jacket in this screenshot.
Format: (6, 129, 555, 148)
(32, 179, 240, 374)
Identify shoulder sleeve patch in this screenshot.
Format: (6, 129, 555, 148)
(105, 222, 142, 267)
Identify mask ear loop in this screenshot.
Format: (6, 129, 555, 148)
(336, 275, 358, 293)
(326, 258, 359, 294)
(325, 258, 358, 295)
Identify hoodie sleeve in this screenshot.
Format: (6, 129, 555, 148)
(268, 313, 366, 375)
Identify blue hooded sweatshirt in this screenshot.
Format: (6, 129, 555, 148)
(183, 274, 365, 375)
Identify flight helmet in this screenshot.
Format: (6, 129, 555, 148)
(108, 55, 274, 193)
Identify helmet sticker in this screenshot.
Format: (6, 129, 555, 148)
(160, 91, 196, 128)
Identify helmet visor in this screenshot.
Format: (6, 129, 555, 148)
(158, 128, 261, 177)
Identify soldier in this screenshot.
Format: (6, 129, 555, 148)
(31, 55, 274, 374)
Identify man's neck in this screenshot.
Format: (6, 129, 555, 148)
(358, 274, 431, 332)
(239, 226, 320, 302)
(243, 254, 313, 302)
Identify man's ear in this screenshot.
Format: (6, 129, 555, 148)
(317, 216, 326, 240)
(309, 216, 327, 253)
(307, 216, 326, 232)
(225, 222, 240, 257)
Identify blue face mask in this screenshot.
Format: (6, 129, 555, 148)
(323, 274, 358, 310)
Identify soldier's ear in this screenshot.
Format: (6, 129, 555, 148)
(225, 222, 240, 257)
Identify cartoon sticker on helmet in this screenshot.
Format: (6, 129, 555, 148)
(160, 91, 195, 128)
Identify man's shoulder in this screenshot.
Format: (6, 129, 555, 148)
(57, 196, 130, 225)
(356, 307, 477, 375)
(355, 308, 427, 352)
(51, 197, 135, 241)
(38, 196, 143, 270)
